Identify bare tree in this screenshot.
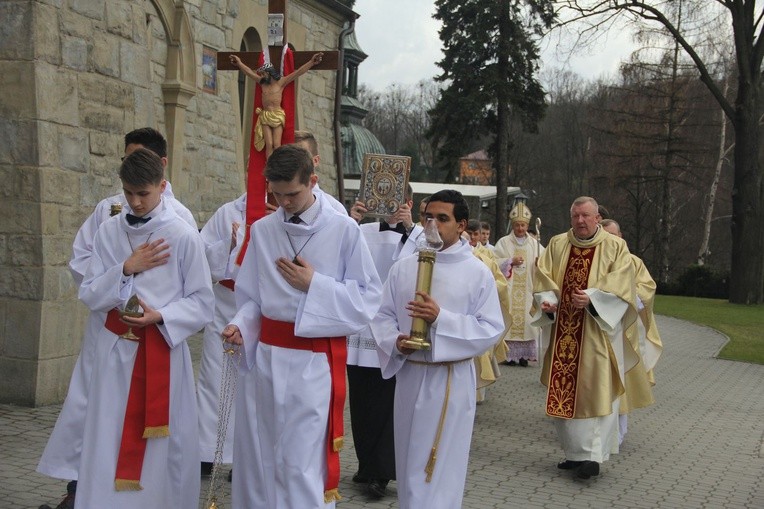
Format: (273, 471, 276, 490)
(358, 80, 441, 180)
(556, 0, 764, 304)
(698, 73, 733, 265)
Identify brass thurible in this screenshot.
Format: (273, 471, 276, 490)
(401, 249, 436, 350)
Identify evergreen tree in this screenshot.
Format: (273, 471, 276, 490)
(427, 0, 555, 236)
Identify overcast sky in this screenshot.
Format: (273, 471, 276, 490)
(353, 0, 637, 90)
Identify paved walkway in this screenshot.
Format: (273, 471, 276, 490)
(1, 316, 763, 508)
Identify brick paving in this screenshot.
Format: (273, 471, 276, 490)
(2, 315, 763, 508)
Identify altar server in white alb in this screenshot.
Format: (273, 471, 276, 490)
(346, 184, 423, 499)
(370, 189, 505, 509)
(37, 128, 197, 509)
(222, 145, 382, 509)
(195, 131, 346, 475)
(197, 192, 247, 471)
(74, 148, 213, 508)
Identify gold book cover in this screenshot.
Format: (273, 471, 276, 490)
(358, 154, 411, 218)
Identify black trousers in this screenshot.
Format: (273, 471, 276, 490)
(346, 364, 396, 480)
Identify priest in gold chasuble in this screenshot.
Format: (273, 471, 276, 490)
(530, 197, 638, 479)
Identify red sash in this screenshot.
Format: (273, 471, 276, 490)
(545, 246, 596, 419)
(105, 309, 171, 491)
(218, 279, 235, 291)
(236, 48, 296, 266)
(260, 316, 346, 503)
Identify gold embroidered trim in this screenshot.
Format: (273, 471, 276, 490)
(545, 246, 595, 419)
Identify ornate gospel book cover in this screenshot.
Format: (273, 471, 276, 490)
(358, 154, 411, 218)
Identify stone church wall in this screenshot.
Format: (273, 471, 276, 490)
(0, 0, 348, 405)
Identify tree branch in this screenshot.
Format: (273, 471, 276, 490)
(561, 1, 736, 121)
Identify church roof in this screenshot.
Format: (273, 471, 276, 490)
(343, 31, 368, 60)
(341, 95, 370, 124)
(341, 123, 386, 176)
(461, 149, 490, 161)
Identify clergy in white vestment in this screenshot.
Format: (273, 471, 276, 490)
(531, 196, 637, 480)
(370, 190, 505, 509)
(73, 149, 213, 508)
(197, 193, 247, 467)
(37, 128, 197, 506)
(346, 189, 423, 499)
(494, 201, 544, 365)
(223, 145, 382, 509)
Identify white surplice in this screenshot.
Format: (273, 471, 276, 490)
(73, 199, 213, 509)
(197, 193, 246, 463)
(370, 239, 505, 509)
(38, 183, 196, 481)
(229, 192, 382, 509)
(346, 222, 423, 368)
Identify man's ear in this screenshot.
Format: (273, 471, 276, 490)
(160, 156, 168, 169)
(309, 173, 319, 187)
(312, 154, 321, 167)
(456, 219, 467, 234)
(160, 179, 168, 193)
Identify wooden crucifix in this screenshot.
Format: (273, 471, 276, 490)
(218, 0, 339, 157)
(217, 0, 339, 268)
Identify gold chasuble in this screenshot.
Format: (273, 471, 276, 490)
(534, 228, 637, 420)
(472, 243, 510, 388)
(619, 254, 664, 414)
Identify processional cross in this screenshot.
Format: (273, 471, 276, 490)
(217, 0, 338, 262)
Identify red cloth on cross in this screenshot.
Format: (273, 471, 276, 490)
(236, 48, 296, 266)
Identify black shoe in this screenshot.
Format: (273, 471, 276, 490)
(228, 469, 233, 482)
(201, 461, 213, 476)
(519, 358, 529, 367)
(352, 472, 369, 484)
(508, 360, 517, 366)
(576, 461, 600, 479)
(557, 459, 584, 470)
(499, 360, 511, 366)
(366, 479, 389, 499)
(39, 480, 76, 509)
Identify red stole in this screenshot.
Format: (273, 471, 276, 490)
(218, 278, 235, 291)
(259, 316, 346, 503)
(236, 48, 296, 266)
(105, 309, 171, 491)
(545, 246, 596, 419)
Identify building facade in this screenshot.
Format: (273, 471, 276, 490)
(0, 0, 355, 405)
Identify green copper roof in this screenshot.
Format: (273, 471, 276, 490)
(341, 123, 386, 177)
(343, 31, 368, 59)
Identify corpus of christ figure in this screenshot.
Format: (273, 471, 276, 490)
(229, 52, 324, 159)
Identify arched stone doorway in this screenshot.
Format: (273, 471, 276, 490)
(238, 27, 263, 166)
(146, 0, 196, 187)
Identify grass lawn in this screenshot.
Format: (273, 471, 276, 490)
(654, 295, 764, 364)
